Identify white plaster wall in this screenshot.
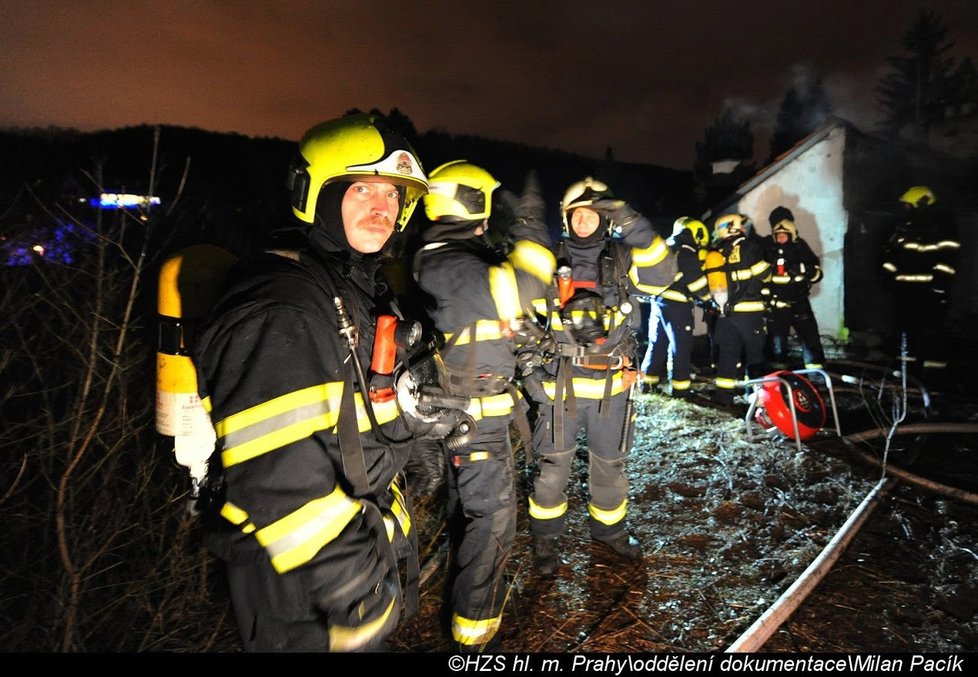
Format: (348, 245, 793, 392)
(738, 127, 848, 341)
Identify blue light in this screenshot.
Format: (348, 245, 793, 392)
(89, 193, 161, 210)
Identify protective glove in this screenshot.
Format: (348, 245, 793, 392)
(590, 198, 649, 241)
(396, 370, 472, 440)
(499, 171, 550, 247)
(521, 367, 551, 405)
(403, 438, 446, 496)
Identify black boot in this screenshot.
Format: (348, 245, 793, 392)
(594, 532, 643, 561)
(532, 535, 560, 576)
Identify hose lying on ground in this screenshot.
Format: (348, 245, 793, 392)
(727, 422, 978, 651)
(841, 422, 978, 506)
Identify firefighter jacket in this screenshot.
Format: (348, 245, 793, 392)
(193, 243, 420, 649)
(657, 229, 710, 305)
(763, 235, 822, 306)
(715, 234, 771, 313)
(413, 235, 556, 411)
(881, 208, 960, 300)
(532, 221, 677, 399)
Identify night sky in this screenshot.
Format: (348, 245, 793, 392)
(2, 0, 977, 170)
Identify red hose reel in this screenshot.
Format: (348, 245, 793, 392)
(753, 370, 827, 441)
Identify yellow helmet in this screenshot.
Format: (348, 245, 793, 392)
(899, 185, 936, 208)
(715, 213, 752, 240)
(560, 177, 613, 233)
(287, 113, 428, 229)
(771, 219, 798, 241)
(423, 160, 500, 222)
(672, 217, 710, 248)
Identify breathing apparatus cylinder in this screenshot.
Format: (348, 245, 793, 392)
(156, 245, 238, 500)
(704, 249, 729, 314)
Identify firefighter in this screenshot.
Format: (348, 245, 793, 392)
(192, 113, 467, 652)
(640, 216, 711, 398)
(762, 206, 826, 370)
(706, 212, 772, 407)
(526, 177, 677, 576)
(881, 185, 960, 376)
(414, 162, 554, 652)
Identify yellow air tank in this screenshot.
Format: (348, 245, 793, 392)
(704, 249, 728, 314)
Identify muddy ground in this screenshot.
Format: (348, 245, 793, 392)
(391, 372, 978, 653)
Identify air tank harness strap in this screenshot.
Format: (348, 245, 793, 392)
(337, 360, 419, 617)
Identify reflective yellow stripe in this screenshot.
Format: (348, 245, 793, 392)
(531, 297, 551, 314)
(933, 263, 955, 275)
(220, 501, 256, 533)
(631, 237, 670, 266)
(528, 496, 568, 520)
(466, 391, 517, 420)
(201, 395, 212, 413)
(216, 382, 398, 467)
(658, 289, 691, 303)
(588, 498, 627, 526)
(444, 320, 507, 346)
(672, 379, 691, 391)
(542, 372, 626, 399)
(630, 237, 673, 295)
(460, 451, 491, 462)
(355, 392, 399, 431)
(489, 261, 522, 321)
(510, 240, 556, 284)
(453, 611, 503, 646)
(217, 382, 344, 467)
(329, 597, 396, 651)
(256, 487, 362, 573)
(687, 275, 708, 293)
(715, 377, 737, 391)
(732, 300, 767, 312)
(386, 478, 412, 541)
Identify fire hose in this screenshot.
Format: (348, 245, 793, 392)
(727, 422, 978, 652)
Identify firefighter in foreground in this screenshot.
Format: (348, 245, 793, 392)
(526, 178, 677, 576)
(413, 162, 554, 651)
(881, 185, 960, 377)
(762, 206, 825, 370)
(641, 216, 711, 397)
(192, 114, 466, 652)
(705, 212, 772, 407)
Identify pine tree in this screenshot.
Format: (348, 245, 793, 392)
(768, 71, 832, 161)
(949, 57, 978, 112)
(693, 107, 755, 205)
(876, 10, 958, 137)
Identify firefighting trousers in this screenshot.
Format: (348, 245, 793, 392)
(891, 284, 949, 369)
(714, 312, 768, 403)
(529, 391, 634, 541)
(641, 298, 695, 393)
(767, 300, 825, 367)
(445, 413, 517, 649)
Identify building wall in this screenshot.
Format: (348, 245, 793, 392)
(737, 127, 848, 341)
